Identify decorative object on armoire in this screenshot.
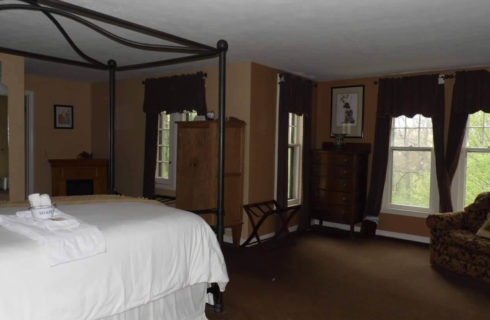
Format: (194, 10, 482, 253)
(54, 104, 73, 129)
(176, 118, 245, 246)
(311, 142, 371, 235)
(49, 159, 108, 196)
(77, 151, 93, 160)
(330, 85, 364, 138)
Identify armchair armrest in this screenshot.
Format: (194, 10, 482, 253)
(426, 211, 465, 231)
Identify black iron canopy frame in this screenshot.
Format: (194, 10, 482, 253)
(0, 0, 228, 304)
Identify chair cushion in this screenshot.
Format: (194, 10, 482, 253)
(445, 229, 490, 255)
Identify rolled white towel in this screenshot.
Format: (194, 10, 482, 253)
(28, 193, 41, 208)
(39, 194, 52, 207)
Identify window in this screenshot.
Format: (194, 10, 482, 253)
(383, 114, 438, 215)
(287, 113, 303, 206)
(453, 111, 490, 208)
(155, 110, 197, 190)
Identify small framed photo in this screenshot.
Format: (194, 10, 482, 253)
(330, 85, 364, 138)
(54, 105, 73, 129)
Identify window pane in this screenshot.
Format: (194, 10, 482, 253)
(393, 128, 405, 146)
(163, 130, 169, 146)
(162, 162, 169, 179)
(392, 115, 432, 147)
(158, 113, 163, 128)
(419, 128, 433, 147)
(158, 147, 162, 161)
(163, 114, 170, 129)
(157, 163, 162, 178)
(405, 115, 419, 128)
(419, 116, 432, 128)
(405, 128, 419, 147)
(465, 152, 490, 205)
(391, 150, 431, 208)
(485, 128, 490, 148)
(393, 116, 406, 128)
(484, 112, 490, 127)
(467, 128, 484, 148)
(469, 111, 483, 127)
(163, 146, 169, 161)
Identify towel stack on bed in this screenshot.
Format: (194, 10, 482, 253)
(0, 193, 105, 266)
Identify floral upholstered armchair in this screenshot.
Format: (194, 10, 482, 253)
(426, 192, 490, 284)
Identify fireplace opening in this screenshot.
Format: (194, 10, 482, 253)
(66, 179, 94, 196)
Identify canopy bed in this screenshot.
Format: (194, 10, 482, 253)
(0, 0, 229, 318)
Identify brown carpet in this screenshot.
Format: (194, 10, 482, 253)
(206, 229, 490, 320)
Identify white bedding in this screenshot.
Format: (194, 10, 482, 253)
(0, 201, 229, 320)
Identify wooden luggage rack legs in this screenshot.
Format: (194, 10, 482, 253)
(241, 200, 301, 247)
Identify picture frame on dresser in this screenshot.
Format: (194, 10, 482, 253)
(330, 85, 364, 138)
(54, 104, 74, 129)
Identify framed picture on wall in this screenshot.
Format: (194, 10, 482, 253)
(54, 105, 73, 129)
(330, 85, 364, 138)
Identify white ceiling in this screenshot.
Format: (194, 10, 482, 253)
(1, 0, 490, 82)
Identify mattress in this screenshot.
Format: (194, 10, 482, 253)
(0, 200, 228, 320)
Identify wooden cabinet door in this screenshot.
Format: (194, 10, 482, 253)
(176, 123, 217, 211)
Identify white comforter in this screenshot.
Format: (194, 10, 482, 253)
(0, 201, 229, 320)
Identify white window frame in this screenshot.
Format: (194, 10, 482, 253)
(382, 115, 439, 217)
(155, 111, 197, 191)
(287, 113, 303, 207)
(451, 111, 490, 210)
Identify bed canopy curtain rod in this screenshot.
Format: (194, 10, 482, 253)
(0, 0, 228, 246)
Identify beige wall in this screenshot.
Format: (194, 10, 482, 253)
(25, 75, 92, 194)
(0, 54, 25, 201)
(314, 66, 490, 238)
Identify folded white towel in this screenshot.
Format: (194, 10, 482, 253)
(28, 193, 41, 208)
(16, 209, 81, 231)
(39, 194, 52, 207)
(0, 214, 105, 266)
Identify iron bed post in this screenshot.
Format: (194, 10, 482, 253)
(108, 59, 116, 194)
(217, 40, 228, 246)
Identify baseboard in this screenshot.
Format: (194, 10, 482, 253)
(311, 219, 430, 244)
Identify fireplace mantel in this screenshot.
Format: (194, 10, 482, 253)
(49, 159, 108, 196)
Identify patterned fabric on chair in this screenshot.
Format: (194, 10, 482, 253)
(426, 192, 490, 284)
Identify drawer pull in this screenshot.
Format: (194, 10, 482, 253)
(343, 183, 347, 188)
(343, 158, 348, 163)
(342, 196, 347, 201)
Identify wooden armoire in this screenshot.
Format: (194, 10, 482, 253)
(175, 118, 245, 246)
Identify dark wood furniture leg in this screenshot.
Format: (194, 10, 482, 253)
(231, 223, 242, 246)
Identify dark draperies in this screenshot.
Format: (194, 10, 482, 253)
(276, 73, 313, 232)
(142, 72, 207, 198)
(446, 70, 490, 196)
(363, 75, 449, 224)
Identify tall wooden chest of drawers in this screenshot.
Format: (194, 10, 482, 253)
(311, 143, 370, 233)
